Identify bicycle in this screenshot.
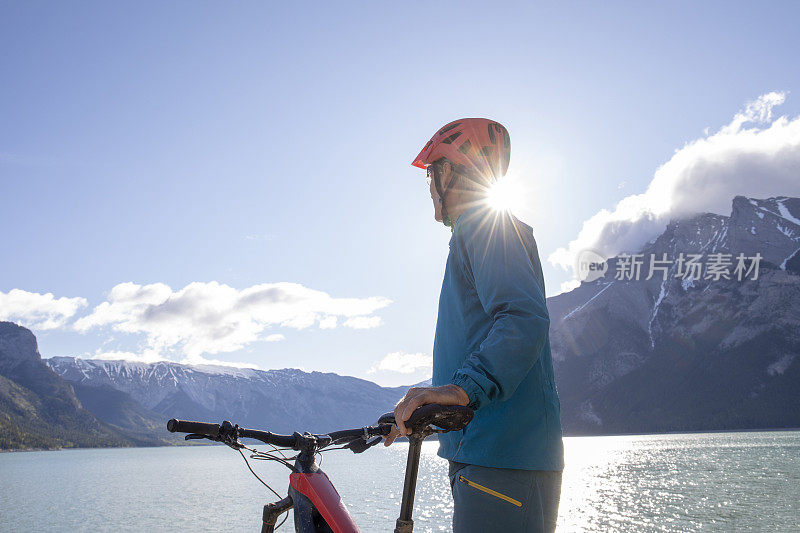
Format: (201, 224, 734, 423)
(166, 403, 473, 533)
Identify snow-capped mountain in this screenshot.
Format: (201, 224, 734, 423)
(0, 322, 168, 449)
(47, 357, 409, 435)
(549, 195, 800, 434)
(5, 194, 799, 448)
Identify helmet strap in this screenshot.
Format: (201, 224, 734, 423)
(432, 161, 460, 228)
(438, 197, 453, 228)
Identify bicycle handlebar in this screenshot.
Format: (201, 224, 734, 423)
(166, 418, 391, 449)
(237, 427, 302, 448)
(328, 424, 393, 443)
(378, 404, 474, 433)
(167, 404, 473, 450)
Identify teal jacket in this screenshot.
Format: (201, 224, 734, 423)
(432, 205, 564, 471)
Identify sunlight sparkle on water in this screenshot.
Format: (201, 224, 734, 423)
(1, 433, 798, 532)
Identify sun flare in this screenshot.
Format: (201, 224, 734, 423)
(487, 176, 523, 212)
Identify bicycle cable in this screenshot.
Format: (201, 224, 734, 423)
(236, 435, 377, 529)
(249, 449, 297, 469)
(319, 444, 350, 453)
(236, 446, 290, 530)
(237, 447, 283, 499)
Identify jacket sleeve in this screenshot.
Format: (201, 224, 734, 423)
(449, 212, 550, 410)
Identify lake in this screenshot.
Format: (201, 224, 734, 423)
(1, 431, 798, 532)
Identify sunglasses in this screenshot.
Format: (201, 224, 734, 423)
(426, 160, 445, 188)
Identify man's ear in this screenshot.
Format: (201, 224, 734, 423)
(441, 160, 454, 187)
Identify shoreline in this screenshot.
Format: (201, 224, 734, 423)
(562, 426, 800, 438)
(3, 427, 799, 454)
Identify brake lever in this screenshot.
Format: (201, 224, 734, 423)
(184, 421, 243, 449)
(346, 436, 383, 454)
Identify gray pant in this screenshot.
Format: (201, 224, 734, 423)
(448, 461, 562, 533)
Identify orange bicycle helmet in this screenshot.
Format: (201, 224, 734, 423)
(411, 118, 510, 182)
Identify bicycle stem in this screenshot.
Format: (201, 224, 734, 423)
(394, 434, 424, 533)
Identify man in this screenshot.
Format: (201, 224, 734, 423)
(383, 118, 564, 532)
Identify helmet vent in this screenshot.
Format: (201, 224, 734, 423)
(441, 132, 462, 145)
(438, 122, 462, 135)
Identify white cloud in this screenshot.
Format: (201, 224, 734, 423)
(318, 316, 338, 329)
(559, 279, 581, 294)
(368, 351, 433, 374)
(90, 348, 259, 370)
(549, 92, 800, 281)
(75, 281, 390, 358)
(179, 353, 260, 369)
(0, 289, 87, 330)
(343, 316, 383, 329)
(91, 349, 166, 364)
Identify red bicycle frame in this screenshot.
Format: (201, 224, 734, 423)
(167, 404, 473, 533)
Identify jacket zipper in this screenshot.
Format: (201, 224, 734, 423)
(458, 475, 523, 507)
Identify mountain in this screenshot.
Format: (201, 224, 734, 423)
(68, 382, 177, 446)
(47, 358, 410, 435)
(549, 195, 800, 435)
(2, 322, 412, 449)
(0, 322, 171, 449)
(5, 195, 799, 446)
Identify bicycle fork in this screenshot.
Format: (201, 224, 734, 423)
(261, 496, 293, 533)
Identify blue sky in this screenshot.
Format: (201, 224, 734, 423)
(2, 2, 800, 385)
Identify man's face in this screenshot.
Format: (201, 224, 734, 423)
(428, 168, 444, 222)
(428, 161, 457, 223)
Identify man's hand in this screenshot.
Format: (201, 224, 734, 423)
(383, 384, 470, 446)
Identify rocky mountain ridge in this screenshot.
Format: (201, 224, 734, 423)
(0, 321, 169, 449)
(2, 194, 798, 448)
(47, 356, 409, 435)
(548, 195, 800, 434)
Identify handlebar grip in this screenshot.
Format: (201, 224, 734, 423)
(378, 412, 395, 425)
(377, 405, 474, 433)
(406, 404, 474, 432)
(167, 419, 221, 436)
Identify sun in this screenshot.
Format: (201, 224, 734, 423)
(486, 175, 523, 212)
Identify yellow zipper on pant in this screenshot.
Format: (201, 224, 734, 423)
(458, 475, 523, 507)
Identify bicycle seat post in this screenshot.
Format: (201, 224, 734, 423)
(394, 434, 424, 533)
